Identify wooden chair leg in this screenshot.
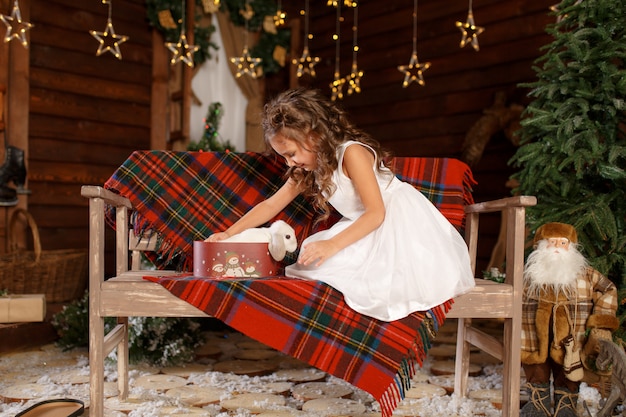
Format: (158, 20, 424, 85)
(89, 315, 105, 417)
(118, 317, 129, 399)
(454, 318, 471, 398)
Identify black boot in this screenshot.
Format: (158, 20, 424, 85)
(0, 146, 27, 191)
(521, 382, 552, 417)
(0, 186, 17, 206)
(553, 387, 578, 417)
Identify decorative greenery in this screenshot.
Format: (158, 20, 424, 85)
(482, 267, 506, 283)
(220, 0, 291, 76)
(188, 102, 235, 151)
(146, 0, 290, 75)
(146, 0, 219, 67)
(509, 0, 626, 339)
(52, 291, 204, 366)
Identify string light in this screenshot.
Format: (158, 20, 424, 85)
(293, 0, 320, 78)
(1, 0, 34, 48)
(89, 0, 129, 60)
(346, 2, 363, 95)
(274, 0, 286, 27)
(330, 1, 345, 101)
(229, 0, 262, 78)
(397, 0, 431, 88)
(455, 0, 484, 51)
(165, 0, 199, 67)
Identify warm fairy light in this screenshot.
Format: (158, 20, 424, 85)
(398, 0, 430, 87)
(455, 0, 484, 51)
(230, 0, 262, 77)
(293, 0, 320, 78)
(1, 0, 33, 48)
(346, 2, 363, 95)
(89, 0, 129, 59)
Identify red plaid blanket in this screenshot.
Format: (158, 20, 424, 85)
(144, 274, 453, 417)
(104, 150, 475, 417)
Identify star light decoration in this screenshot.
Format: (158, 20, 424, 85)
(455, 0, 484, 51)
(230, 0, 262, 78)
(164, 0, 199, 67)
(1, 0, 34, 48)
(273, 0, 286, 27)
(293, 0, 320, 78)
(329, 2, 345, 100)
(346, 2, 363, 95)
(397, 0, 431, 88)
(89, 0, 128, 59)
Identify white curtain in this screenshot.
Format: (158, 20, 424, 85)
(189, 14, 247, 152)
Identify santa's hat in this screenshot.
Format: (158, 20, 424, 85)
(533, 222, 578, 245)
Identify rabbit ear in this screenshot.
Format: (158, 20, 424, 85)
(269, 238, 287, 261)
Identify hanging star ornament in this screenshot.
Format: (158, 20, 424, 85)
(455, 10, 484, 51)
(347, 63, 364, 95)
(90, 19, 129, 59)
(398, 52, 431, 88)
(166, 32, 199, 67)
(230, 47, 262, 78)
(1, 0, 34, 48)
(330, 73, 346, 101)
(293, 46, 320, 77)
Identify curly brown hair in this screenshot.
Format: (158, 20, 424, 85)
(262, 88, 392, 222)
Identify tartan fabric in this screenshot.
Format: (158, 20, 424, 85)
(104, 151, 475, 269)
(144, 273, 452, 417)
(104, 150, 475, 416)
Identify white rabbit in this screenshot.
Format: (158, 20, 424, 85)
(222, 220, 298, 261)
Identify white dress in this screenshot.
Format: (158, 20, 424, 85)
(285, 141, 475, 321)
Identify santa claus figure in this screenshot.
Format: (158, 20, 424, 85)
(520, 222, 618, 417)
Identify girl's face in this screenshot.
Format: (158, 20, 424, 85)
(269, 134, 318, 171)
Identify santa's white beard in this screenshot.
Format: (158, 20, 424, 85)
(524, 240, 588, 299)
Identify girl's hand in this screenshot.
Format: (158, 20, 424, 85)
(298, 240, 339, 267)
(205, 232, 230, 242)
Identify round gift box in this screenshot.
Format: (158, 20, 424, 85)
(193, 241, 280, 278)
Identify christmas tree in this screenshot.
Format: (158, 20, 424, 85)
(188, 102, 234, 152)
(510, 0, 625, 293)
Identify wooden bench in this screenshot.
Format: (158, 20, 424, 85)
(81, 151, 536, 417)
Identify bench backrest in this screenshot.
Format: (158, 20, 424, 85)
(105, 151, 474, 269)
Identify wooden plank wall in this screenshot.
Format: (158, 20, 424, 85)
(281, 0, 556, 271)
(1, 0, 153, 257)
(0, 0, 557, 277)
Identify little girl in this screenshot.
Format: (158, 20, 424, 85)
(206, 88, 475, 321)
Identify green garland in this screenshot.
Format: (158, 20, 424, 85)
(146, 0, 290, 75)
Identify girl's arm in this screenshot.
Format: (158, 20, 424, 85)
(205, 179, 301, 241)
(297, 144, 386, 266)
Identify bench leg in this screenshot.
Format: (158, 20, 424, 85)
(89, 314, 105, 417)
(454, 318, 471, 397)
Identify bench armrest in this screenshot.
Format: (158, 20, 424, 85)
(81, 185, 132, 209)
(465, 195, 537, 214)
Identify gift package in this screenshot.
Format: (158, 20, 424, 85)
(193, 241, 280, 278)
(0, 294, 46, 323)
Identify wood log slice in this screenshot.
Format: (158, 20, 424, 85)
(160, 363, 214, 377)
(404, 382, 447, 399)
(220, 393, 286, 413)
(234, 348, 281, 361)
(133, 374, 188, 391)
(468, 388, 503, 409)
(427, 344, 457, 360)
(301, 398, 367, 415)
(212, 359, 276, 377)
(0, 383, 58, 402)
(273, 368, 327, 382)
(165, 385, 227, 407)
(103, 396, 146, 412)
(291, 382, 354, 401)
(429, 360, 482, 376)
(194, 341, 222, 359)
(49, 368, 91, 384)
(248, 381, 294, 396)
(426, 375, 456, 394)
(156, 406, 211, 416)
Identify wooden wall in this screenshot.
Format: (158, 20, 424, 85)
(0, 0, 558, 279)
(279, 0, 556, 270)
(1, 0, 153, 257)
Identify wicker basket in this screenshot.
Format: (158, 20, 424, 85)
(0, 208, 88, 303)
